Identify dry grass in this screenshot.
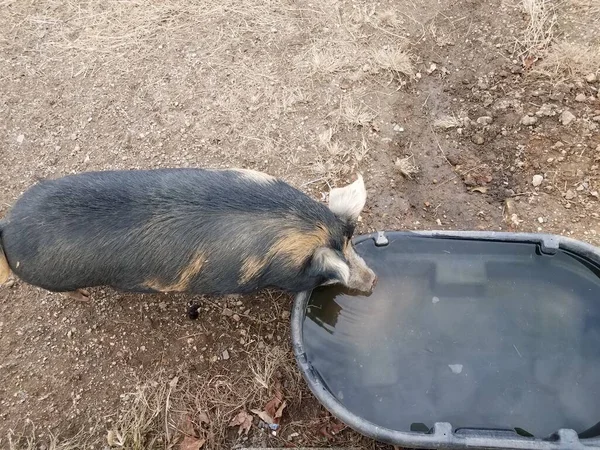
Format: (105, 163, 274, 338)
(395, 155, 420, 179)
(518, 0, 600, 79)
(537, 42, 600, 78)
(6, 424, 101, 450)
(4, 345, 301, 450)
(372, 47, 415, 79)
(341, 98, 377, 127)
(516, 0, 557, 60)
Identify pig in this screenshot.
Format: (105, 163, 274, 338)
(0, 168, 377, 301)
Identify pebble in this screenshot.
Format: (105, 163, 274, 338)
(538, 217, 544, 224)
(222, 350, 230, 360)
(536, 103, 556, 117)
(585, 73, 597, 83)
(476, 116, 493, 125)
(232, 314, 241, 322)
(222, 308, 234, 317)
(520, 115, 537, 126)
(471, 134, 485, 145)
(559, 110, 576, 126)
(565, 189, 576, 200)
(575, 93, 587, 102)
(393, 124, 404, 132)
(532, 174, 543, 187)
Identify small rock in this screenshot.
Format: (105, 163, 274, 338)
(232, 314, 241, 322)
(538, 217, 544, 224)
(565, 189, 576, 200)
(532, 174, 543, 187)
(222, 308, 234, 317)
(471, 134, 485, 145)
(575, 93, 587, 102)
(585, 73, 597, 83)
(222, 350, 230, 360)
(393, 124, 404, 132)
(520, 115, 537, 126)
(446, 154, 460, 166)
(4, 279, 15, 288)
(536, 103, 556, 117)
(281, 311, 290, 320)
(476, 116, 493, 125)
(559, 110, 576, 126)
(16, 134, 24, 144)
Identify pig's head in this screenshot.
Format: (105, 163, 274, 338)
(310, 174, 377, 294)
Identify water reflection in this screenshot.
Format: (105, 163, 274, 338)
(302, 236, 600, 438)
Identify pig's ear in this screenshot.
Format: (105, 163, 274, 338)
(328, 174, 367, 223)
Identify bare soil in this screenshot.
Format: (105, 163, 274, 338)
(1, 0, 598, 449)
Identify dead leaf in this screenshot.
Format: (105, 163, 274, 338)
(274, 400, 287, 419)
(330, 420, 346, 435)
(229, 410, 252, 435)
(180, 435, 205, 450)
(471, 186, 488, 193)
(198, 411, 209, 424)
(169, 376, 179, 389)
(319, 419, 347, 439)
(523, 54, 538, 70)
(264, 397, 281, 420)
(264, 382, 284, 419)
(251, 408, 274, 425)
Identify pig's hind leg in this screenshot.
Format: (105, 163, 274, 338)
(63, 289, 91, 303)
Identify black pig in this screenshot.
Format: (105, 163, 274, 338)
(0, 169, 377, 301)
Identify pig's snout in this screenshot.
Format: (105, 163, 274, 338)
(371, 275, 378, 289)
(344, 248, 378, 295)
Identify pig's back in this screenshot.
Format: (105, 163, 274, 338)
(2, 169, 340, 294)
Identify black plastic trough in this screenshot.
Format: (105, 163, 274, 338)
(291, 231, 600, 450)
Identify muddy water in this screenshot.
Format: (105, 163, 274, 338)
(302, 236, 600, 438)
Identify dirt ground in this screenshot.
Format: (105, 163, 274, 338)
(1, 0, 599, 448)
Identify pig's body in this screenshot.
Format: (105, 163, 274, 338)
(0, 169, 376, 298)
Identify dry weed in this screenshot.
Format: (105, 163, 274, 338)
(537, 42, 600, 78)
(516, 0, 557, 60)
(5, 423, 100, 450)
(305, 47, 349, 75)
(3, 345, 301, 450)
(372, 47, 415, 79)
(395, 155, 420, 179)
(341, 98, 377, 127)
